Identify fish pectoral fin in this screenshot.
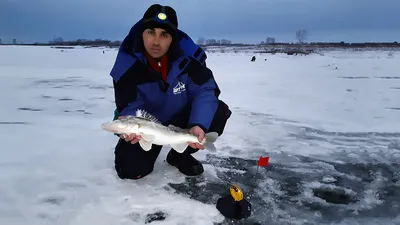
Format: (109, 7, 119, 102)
(140, 134, 155, 142)
(171, 143, 189, 153)
(139, 139, 152, 151)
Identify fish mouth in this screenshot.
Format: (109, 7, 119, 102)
(101, 122, 120, 133)
(101, 121, 139, 134)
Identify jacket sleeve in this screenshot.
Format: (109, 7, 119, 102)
(109, 34, 147, 117)
(112, 66, 146, 117)
(187, 65, 219, 132)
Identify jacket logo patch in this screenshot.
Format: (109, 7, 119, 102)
(173, 81, 186, 95)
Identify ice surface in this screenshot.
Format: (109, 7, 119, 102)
(0, 45, 399, 224)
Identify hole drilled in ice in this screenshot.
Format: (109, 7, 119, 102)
(313, 188, 355, 205)
(18, 107, 43, 112)
(41, 196, 65, 206)
(338, 76, 369, 79)
(0, 121, 29, 125)
(145, 211, 167, 224)
(58, 97, 73, 101)
(377, 76, 400, 79)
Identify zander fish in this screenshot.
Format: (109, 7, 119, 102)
(101, 109, 219, 153)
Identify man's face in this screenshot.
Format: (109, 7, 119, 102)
(142, 28, 173, 59)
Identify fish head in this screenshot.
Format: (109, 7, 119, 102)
(101, 118, 140, 134)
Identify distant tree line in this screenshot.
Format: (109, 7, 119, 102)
(40, 37, 122, 47)
(258, 28, 399, 47)
(261, 28, 307, 45)
(0, 34, 398, 49)
(257, 41, 399, 47)
(261, 37, 276, 44)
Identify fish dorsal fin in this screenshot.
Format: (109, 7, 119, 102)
(135, 109, 161, 123)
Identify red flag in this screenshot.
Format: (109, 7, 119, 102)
(257, 156, 269, 167)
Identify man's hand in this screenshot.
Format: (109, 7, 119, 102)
(188, 125, 205, 150)
(118, 116, 142, 144)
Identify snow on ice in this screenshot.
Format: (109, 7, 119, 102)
(0, 45, 399, 225)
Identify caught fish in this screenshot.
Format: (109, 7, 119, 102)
(101, 109, 219, 153)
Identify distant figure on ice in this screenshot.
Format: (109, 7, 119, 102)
(251, 55, 256, 62)
(108, 4, 231, 180)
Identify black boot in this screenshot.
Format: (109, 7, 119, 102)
(166, 149, 204, 176)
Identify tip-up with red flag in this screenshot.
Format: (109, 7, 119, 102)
(256, 156, 270, 175)
(257, 156, 269, 167)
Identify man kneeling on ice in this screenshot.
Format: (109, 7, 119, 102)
(108, 4, 231, 179)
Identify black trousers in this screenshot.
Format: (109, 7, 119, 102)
(114, 100, 231, 179)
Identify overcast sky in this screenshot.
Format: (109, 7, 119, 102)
(1, 0, 399, 44)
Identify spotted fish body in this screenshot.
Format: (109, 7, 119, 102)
(101, 109, 219, 153)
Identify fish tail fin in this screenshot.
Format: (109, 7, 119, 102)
(203, 132, 219, 152)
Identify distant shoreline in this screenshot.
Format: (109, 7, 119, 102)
(2, 43, 399, 56)
(1, 41, 399, 49)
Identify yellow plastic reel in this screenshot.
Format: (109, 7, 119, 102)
(230, 184, 244, 201)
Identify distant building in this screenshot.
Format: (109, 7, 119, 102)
(203, 38, 232, 46)
(13, 38, 17, 45)
(220, 39, 232, 45)
(206, 39, 217, 45)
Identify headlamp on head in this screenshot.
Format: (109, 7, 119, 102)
(155, 12, 168, 24)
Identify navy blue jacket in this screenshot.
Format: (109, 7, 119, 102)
(109, 20, 220, 132)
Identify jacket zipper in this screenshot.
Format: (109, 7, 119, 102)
(157, 61, 168, 92)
